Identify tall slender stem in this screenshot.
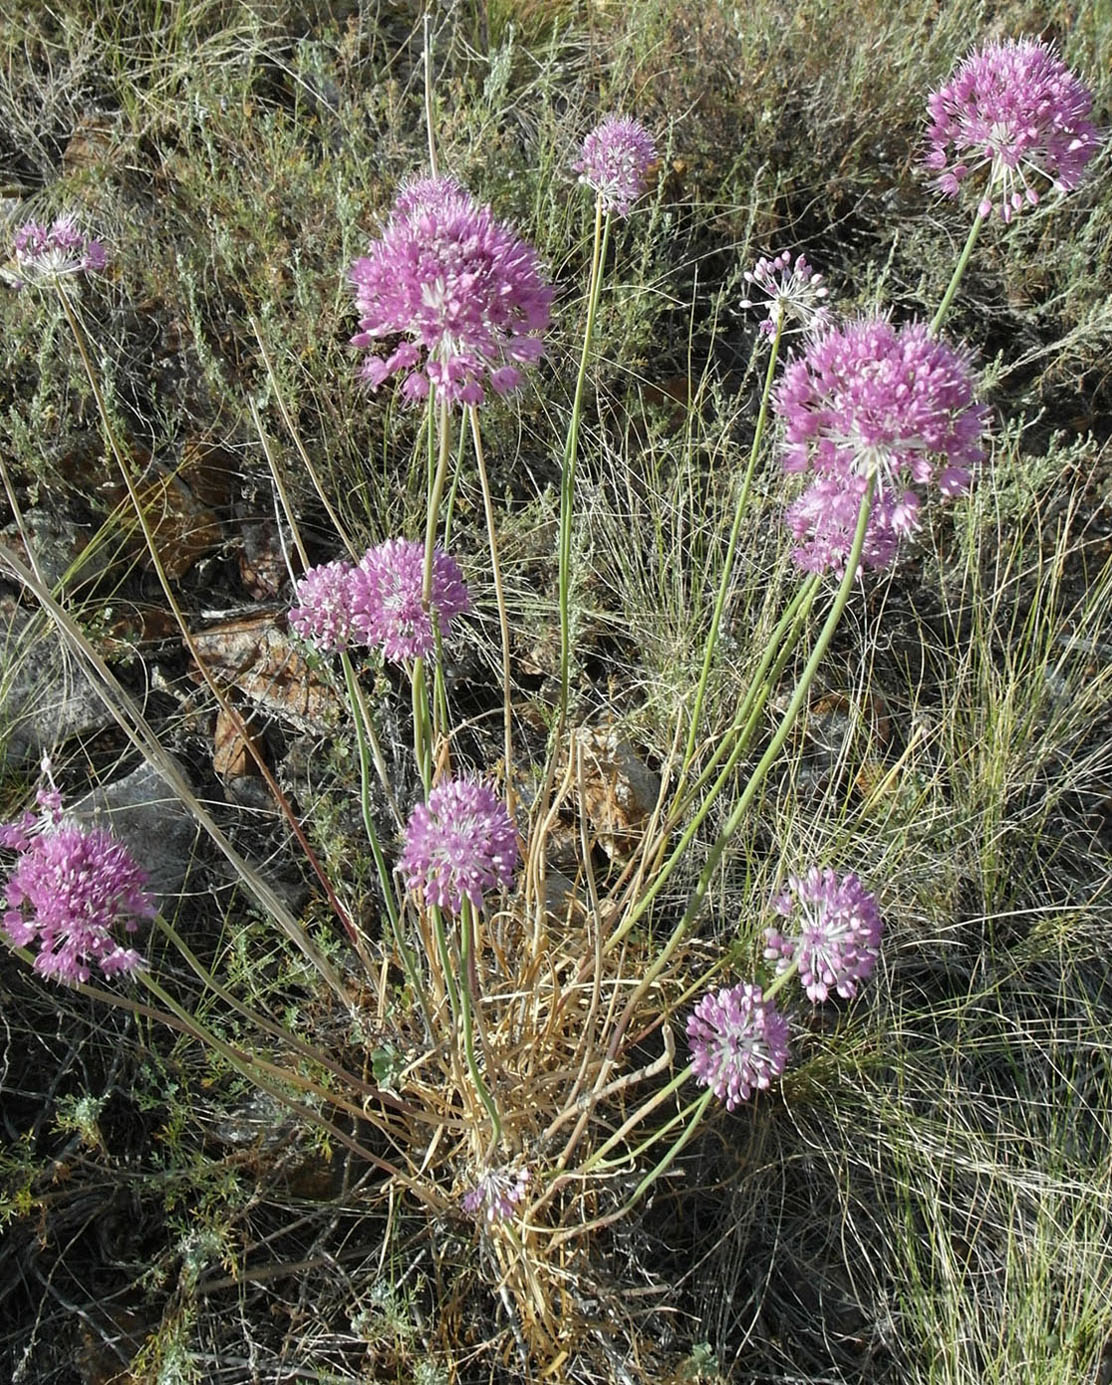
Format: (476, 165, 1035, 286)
(458, 898, 503, 1146)
(557, 199, 611, 729)
(931, 214, 983, 335)
(423, 12, 439, 178)
(606, 482, 876, 1026)
(681, 318, 784, 780)
(468, 405, 516, 809)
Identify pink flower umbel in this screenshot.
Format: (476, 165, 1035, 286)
(925, 39, 1101, 221)
(576, 115, 657, 217)
(774, 317, 987, 572)
(9, 215, 107, 288)
(398, 778, 518, 915)
(349, 176, 553, 406)
(764, 868, 883, 1003)
(349, 539, 470, 662)
(461, 1164, 530, 1224)
(739, 250, 830, 337)
(289, 559, 357, 652)
(1, 794, 153, 984)
(687, 983, 790, 1111)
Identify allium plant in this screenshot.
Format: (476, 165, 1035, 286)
(774, 317, 988, 571)
(461, 1163, 530, 1224)
(8, 215, 107, 288)
(764, 868, 883, 1002)
(925, 39, 1101, 221)
(576, 115, 657, 217)
(687, 983, 790, 1111)
(349, 176, 553, 406)
(1, 792, 153, 984)
(739, 250, 830, 337)
(398, 778, 518, 915)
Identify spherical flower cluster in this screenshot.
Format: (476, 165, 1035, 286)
(925, 39, 1101, 222)
(8, 215, 107, 288)
(289, 559, 356, 652)
(764, 868, 883, 1003)
(774, 316, 988, 573)
(1, 796, 153, 985)
(575, 115, 657, 217)
(349, 176, 553, 406)
(351, 539, 470, 662)
(398, 778, 518, 916)
(739, 250, 830, 337)
(687, 982, 790, 1111)
(289, 541, 469, 662)
(461, 1163, 530, 1223)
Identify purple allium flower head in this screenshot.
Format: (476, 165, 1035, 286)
(289, 559, 357, 652)
(764, 868, 883, 1003)
(349, 538, 469, 662)
(774, 317, 988, 571)
(575, 115, 657, 217)
(739, 250, 830, 337)
(349, 176, 553, 406)
(9, 215, 107, 288)
(398, 778, 518, 915)
(687, 982, 790, 1111)
(461, 1163, 530, 1223)
(924, 39, 1101, 222)
(1, 799, 153, 985)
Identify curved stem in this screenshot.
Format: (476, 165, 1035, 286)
(605, 573, 820, 954)
(41, 301, 363, 1000)
(151, 914, 413, 1115)
(931, 214, 983, 335)
(681, 317, 785, 780)
(468, 404, 516, 808)
(557, 199, 611, 729)
(605, 482, 876, 1051)
(458, 898, 503, 1146)
(137, 971, 408, 1179)
(341, 655, 433, 1034)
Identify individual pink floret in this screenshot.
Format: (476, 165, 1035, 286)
(739, 250, 830, 337)
(2, 801, 153, 985)
(461, 1163, 530, 1224)
(575, 115, 657, 217)
(10, 215, 107, 287)
(924, 39, 1101, 221)
(349, 176, 553, 406)
(687, 982, 790, 1111)
(398, 778, 518, 916)
(764, 868, 883, 1003)
(349, 539, 470, 662)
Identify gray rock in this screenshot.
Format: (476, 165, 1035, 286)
(0, 597, 112, 767)
(0, 510, 107, 592)
(73, 762, 200, 904)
